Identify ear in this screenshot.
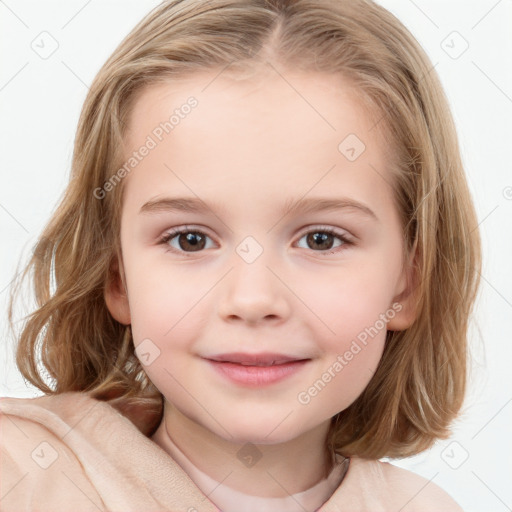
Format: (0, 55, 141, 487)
(104, 254, 131, 325)
(386, 241, 420, 331)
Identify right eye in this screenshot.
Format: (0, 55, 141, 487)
(158, 227, 216, 254)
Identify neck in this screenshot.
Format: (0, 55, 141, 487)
(151, 399, 334, 498)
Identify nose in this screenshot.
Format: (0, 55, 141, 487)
(217, 254, 291, 326)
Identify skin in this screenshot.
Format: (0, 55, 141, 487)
(105, 66, 418, 499)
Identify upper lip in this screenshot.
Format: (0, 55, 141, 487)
(205, 352, 310, 366)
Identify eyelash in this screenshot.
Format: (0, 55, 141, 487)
(157, 225, 354, 256)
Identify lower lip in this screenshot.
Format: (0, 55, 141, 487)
(205, 359, 310, 387)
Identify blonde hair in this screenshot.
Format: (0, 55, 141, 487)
(8, 0, 481, 458)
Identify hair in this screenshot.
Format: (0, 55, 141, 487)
(8, 0, 481, 459)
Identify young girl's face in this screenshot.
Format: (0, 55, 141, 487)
(107, 69, 416, 445)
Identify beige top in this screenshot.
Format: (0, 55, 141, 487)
(0, 391, 464, 511)
(151, 420, 350, 511)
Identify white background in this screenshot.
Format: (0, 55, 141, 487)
(1, 1, 511, 511)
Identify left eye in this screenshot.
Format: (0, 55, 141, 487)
(158, 226, 352, 254)
(296, 228, 351, 253)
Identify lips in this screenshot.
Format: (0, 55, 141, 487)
(205, 352, 309, 366)
(205, 354, 311, 387)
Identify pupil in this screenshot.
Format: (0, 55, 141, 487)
(180, 232, 205, 251)
(187, 233, 199, 245)
(308, 232, 332, 250)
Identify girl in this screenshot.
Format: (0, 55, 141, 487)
(1, 0, 481, 511)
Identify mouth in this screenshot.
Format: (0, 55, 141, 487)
(203, 352, 311, 386)
(205, 352, 310, 366)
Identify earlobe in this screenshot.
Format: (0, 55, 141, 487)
(387, 244, 420, 332)
(104, 256, 131, 325)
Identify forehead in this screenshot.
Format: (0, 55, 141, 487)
(125, 69, 379, 148)
(121, 68, 392, 217)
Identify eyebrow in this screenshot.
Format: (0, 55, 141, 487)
(139, 196, 378, 221)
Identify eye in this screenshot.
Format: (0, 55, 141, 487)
(295, 226, 352, 254)
(158, 227, 215, 254)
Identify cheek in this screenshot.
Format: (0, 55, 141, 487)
(299, 341, 385, 421)
(125, 264, 206, 350)
(294, 265, 395, 411)
(299, 309, 388, 419)
(300, 262, 397, 347)
(126, 273, 206, 398)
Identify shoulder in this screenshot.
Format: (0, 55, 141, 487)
(0, 393, 106, 511)
(0, 392, 217, 512)
(348, 457, 464, 512)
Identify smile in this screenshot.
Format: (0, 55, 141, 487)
(203, 356, 311, 387)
